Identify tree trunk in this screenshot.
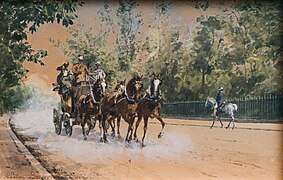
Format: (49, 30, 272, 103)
(201, 68, 205, 94)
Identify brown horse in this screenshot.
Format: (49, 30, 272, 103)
(107, 80, 125, 139)
(101, 75, 143, 142)
(77, 77, 107, 140)
(133, 73, 165, 147)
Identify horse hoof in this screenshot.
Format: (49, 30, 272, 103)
(111, 133, 115, 138)
(125, 142, 130, 148)
(226, 127, 228, 129)
(158, 134, 162, 138)
(221, 126, 223, 128)
(210, 126, 213, 129)
(141, 143, 146, 147)
(84, 136, 87, 140)
(100, 137, 104, 142)
(118, 135, 122, 139)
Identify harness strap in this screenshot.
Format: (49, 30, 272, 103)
(87, 75, 97, 104)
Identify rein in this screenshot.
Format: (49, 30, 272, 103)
(87, 75, 97, 104)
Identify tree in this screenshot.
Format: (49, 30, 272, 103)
(0, 0, 81, 112)
(51, 24, 117, 86)
(189, 15, 225, 98)
(221, 1, 282, 96)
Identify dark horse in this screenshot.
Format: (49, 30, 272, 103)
(106, 80, 126, 139)
(77, 77, 107, 140)
(133, 73, 165, 147)
(101, 74, 143, 142)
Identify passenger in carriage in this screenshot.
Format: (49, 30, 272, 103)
(72, 55, 90, 111)
(89, 61, 106, 82)
(72, 55, 89, 86)
(53, 62, 70, 94)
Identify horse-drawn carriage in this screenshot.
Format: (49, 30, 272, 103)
(52, 71, 165, 146)
(53, 74, 106, 138)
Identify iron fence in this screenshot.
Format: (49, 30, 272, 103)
(161, 94, 283, 121)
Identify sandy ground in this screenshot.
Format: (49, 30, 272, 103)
(4, 112, 283, 180)
(0, 116, 41, 179)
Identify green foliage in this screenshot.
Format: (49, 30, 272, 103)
(220, 1, 283, 96)
(53, 1, 282, 102)
(51, 25, 117, 87)
(115, 0, 143, 71)
(0, 1, 81, 112)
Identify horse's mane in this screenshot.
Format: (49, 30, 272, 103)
(126, 77, 135, 96)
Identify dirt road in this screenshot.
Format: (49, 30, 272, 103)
(0, 116, 42, 179)
(3, 111, 283, 180)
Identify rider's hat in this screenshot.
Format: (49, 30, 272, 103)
(78, 55, 84, 61)
(96, 61, 101, 66)
(219, 86, 223, 91)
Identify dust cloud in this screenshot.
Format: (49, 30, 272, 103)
(11, 86, 193, 164)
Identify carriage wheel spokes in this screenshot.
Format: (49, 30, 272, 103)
(53, 108, 62, 135)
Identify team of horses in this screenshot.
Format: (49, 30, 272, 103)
(58, 72, 164, 146)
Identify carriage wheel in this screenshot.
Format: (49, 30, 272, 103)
(63, 114, 73, 137)
(53, 108, 62, 135)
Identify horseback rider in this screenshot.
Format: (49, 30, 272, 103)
(54, 62, 70, 94)
(214, 86, 224, 116)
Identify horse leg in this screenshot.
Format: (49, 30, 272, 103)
(128, 115, 135, 141)
(108, 115, 116, 137)
(232, 115, 235, 130)
(155, 115, 165, 138)
(124, 116, 132, 143)
(226, 118, 232, 129)
(141, 116, 149, 147)
(117, 115, 122, 139)
(210, 117, 216, 128)
(81, 114, 87, 140)
(86, 115, 93, 136)
(97, 115, 103, 142)
(101, 114, 108, 143)
(133, 115, 142, 142)
(218, 117, 223, 128)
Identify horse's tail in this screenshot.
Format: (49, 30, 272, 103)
(233, 104, 238, 112)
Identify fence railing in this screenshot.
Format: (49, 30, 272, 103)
(161, 94, 283, 121)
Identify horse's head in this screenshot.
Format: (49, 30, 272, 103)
(114, 79, 126, 96)
(134, 74, 143, 92)
(127, 75, 143, 98)
(205, 97, 215, 108)
(150, 73, 162, 97)
(93, 77, 107, 99)
(205, 97, 210, 107)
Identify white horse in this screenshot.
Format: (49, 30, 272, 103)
(205, 97, 238, 129)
